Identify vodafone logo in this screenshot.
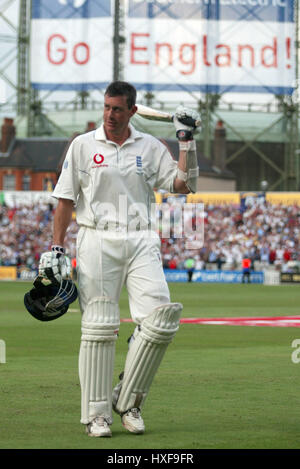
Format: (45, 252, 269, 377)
(93, 153, 104, 165)
(92, 153, 108, 168)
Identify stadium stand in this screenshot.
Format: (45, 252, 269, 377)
(0, 196, 299, 280)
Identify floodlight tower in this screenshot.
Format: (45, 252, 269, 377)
(17, 0, 39, 137)
(17, 0, 30, 116)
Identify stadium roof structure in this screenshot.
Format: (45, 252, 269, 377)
(9, 106, 298, 144)
(0, 137, 68, 172)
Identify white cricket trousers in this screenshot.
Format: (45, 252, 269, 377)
(76, 227, 170, 320)
(76, 226, 171, 424)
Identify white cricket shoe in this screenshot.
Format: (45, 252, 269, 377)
(86, 416, 112, 437)
(121, 408, 145, 434)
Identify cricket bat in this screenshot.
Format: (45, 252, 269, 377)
(136, 104, 201, 128)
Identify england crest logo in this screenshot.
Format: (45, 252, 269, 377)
(136, 156, 143, 174)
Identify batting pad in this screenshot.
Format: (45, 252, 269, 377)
(114, 302, 182, 415)
(79, 297, 120, 425)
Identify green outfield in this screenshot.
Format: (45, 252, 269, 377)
(0, 281, 300, 449)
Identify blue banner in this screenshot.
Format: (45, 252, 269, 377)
(128, 0, 294, 22)
(31, 0, 111, 19)
(240, 191, 266, 213)
(164, 269, 264, 283)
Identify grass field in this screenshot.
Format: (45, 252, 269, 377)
(0, 281, 300, 449)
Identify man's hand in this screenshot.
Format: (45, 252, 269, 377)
(173, 106, 200, 142)
(39, 246, 71, 283)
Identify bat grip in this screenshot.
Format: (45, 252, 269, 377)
(176, 116, 201, 128)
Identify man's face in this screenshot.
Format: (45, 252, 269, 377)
(103, 94, 136, 136)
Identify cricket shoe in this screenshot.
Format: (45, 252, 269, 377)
(121, 408, 145, 434)
(86, 416, 112, 437)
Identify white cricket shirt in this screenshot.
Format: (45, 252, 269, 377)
(52, 123, 178, 230)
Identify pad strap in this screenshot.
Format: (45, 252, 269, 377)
(81, 297, 120, 341)
(51, 245, 65, 258)
(176, 129, 193, 141)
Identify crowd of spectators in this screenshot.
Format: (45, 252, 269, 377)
(159, 200, 299, 273)
(0, 202, 77, 274)
(0, 197, 299, 275)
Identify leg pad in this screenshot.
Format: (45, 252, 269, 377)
(113, 302, 182, 414)
(79, 297, 120, 424)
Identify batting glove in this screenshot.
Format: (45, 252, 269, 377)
(39, 245, 71, 283)
(173, 106, 200, 142)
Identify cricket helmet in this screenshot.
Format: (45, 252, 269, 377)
(24, 274, 78, 322)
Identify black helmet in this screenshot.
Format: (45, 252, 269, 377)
(24, 274, 78, 322)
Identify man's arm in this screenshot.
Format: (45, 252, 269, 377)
(173, 106, 200, 194)
(173, 148, 191, 194)
(53, 198, 74, 246)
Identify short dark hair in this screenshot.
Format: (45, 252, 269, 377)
(104, 81, 137, 109)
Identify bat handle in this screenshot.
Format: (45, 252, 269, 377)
(176, 116, 201, 128)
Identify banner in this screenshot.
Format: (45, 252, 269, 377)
(30, 0, 113, 90)
(240, 191, 266, 212)
(281, 273, 300, 283)
(124, 0, 295, 94)
(0, 191, 57, 207)
(266, 192, 300, 206)
(187, 192, 240, 205)
(1, 191, 300, 207)
(164, 269, 264, 283)
(0, 267, 17, 280)
(158, 192, 300, 206)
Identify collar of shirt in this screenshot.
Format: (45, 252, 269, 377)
(94, 122, 143, 145)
